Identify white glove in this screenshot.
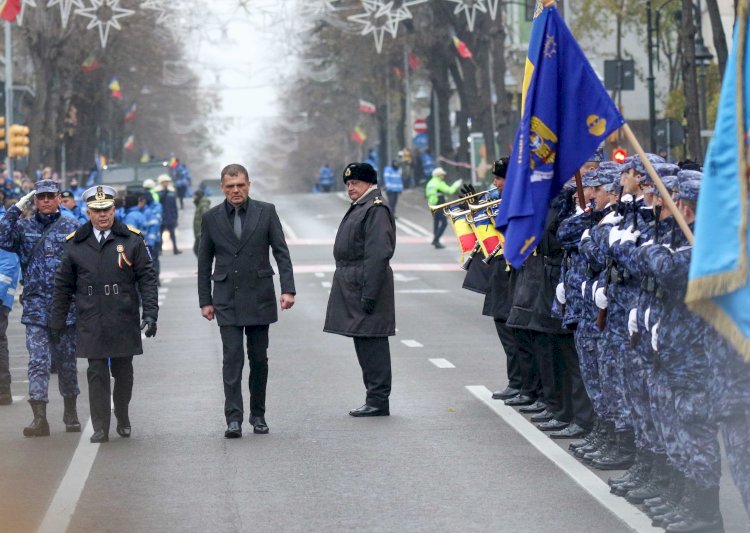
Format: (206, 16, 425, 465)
(591, 280, 598, 299)
(595, 286, 608, 309)
(15, 190, 36, 209)
(651, 322, 659, 351)
(600, 211, 623, 226)
(580, 229, 591, 243)
(644, 307, 651, 330)
(619, 226, 641, 244)
(581, 281, 587, 298)
(621, 193, 634, 203)
(641, 239, 654, 247)
(575, 205, 584, 216)
(609, 226, 622, 246)
(556, 283, 566, 304)
(628, 309, 638, 337)
(451, 179, 463, 189)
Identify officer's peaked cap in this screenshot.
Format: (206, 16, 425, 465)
(83, 185, 117, 210)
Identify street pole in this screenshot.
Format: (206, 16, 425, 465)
(488, 48, 498, 159)
(385, 64, 392, 165)
(647, 0, 657, 152)
(433, 88, 441, 159)
(403, 45, 412, 153)
(4, 21, 13, 177)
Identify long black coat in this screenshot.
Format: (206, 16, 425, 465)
(197, 198, 295, 327)
(50, 220, 159, 359)
(324, 189, 396, 338)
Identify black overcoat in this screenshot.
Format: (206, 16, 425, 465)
(50, 220, 159, 359)
(324, 189, 396, 337)
(197, 198, 295, 327)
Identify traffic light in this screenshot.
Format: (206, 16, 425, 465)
(613, 148, 628, 164)
(0, 117, 5, 151)
(7, 124, 29, 158)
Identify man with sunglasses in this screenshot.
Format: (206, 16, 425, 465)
(0, 180, 81, 437)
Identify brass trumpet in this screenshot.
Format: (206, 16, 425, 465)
(468, 199, 501, 212)
(428, 189, 490, 215)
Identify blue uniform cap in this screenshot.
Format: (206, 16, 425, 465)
(587, 145, 606, 163)
(35, 180, 59, 195)
(651, 175, 679, 197)
(677, 169, 703, 182)
(674, 179, 701, 202)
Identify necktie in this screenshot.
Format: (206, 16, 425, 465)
(233, 209, 242, 239)
(99, 232, 106, 246)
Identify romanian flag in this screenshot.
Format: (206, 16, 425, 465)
(109, 77, 123, 100)
(0, 0, 20, 22)
(123, 134, 135, 151)
(359, 99, 376, 114)
(447, 205, 477, 261)
(472, 205, 504, 257)
(452, 36, 473, 59)
(169, 156, 178, 169)
(124, 102, 137, 123)
(686, 0, 750, 361)
(352, 126, 366, 145)
(81, 55, 101, 74)
(140, 151, 150, 163)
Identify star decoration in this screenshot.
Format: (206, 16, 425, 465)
(392, 0, 428, 22)
(47, 0, 84, 28)
(348, 0, 412, 54)
(444, 0, 488, 32)
(16, 0, 38, 26)
(75, 0, 135, 48)
(486, 0, 500, 20)
(140, 0, 169, 25)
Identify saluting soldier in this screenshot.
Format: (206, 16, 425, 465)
(50, 185, 159, 443)
(324, 163, 396, 417)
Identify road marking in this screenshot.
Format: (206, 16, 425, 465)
(294, 263, 462, 274)
(12, 395, 24, 402)
(279, 218, 299, 240)
(401, 339, 423, 348)
(466, 386, 661, 533)
(287, 237, 431, 246)
(314, 272, 325, 278)
(396, 289, 449, 294)
(393, 273, 419, 282)
(396, 217, 433, 238)
(321, 281, 332, 289)
(429, 358, 455, 368)
(37, 418, 98, 533)
(158, 288, 169, 294)
(395, 220, 422, 238)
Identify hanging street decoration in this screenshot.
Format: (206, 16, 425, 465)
(140, 0, 169, 24)
(348, 0, 411, 54)
(47, 0, 83, 28)
(444, 0, 488, 32)
(392, 0, 428, 22)
(486, 0, 500, 20)
(15, 0, 35, 25)
(75, 0, 134, 48)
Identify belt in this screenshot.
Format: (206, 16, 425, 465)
(81, 284, 121, 296)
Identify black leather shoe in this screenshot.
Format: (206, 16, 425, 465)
(492, 387, 519, 400)
(529, 409, 554, 422)
(250, 415, 269, 434)
(90, 429, 109, 443)
(349, 404, 389, 417)
(519, 400, 547, 413)
(550, 423, 588, 439)
(504, 394, 535, 406)
(224, 421, 242, 439)
(537, 419, 568, 431)
(116, 425, 131, 438)
(433, 242, 445, 249)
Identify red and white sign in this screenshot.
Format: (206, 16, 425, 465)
(413, 118, 428, 134)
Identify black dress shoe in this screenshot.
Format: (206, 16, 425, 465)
(224, 421, 242, 439)
(550, 423, 588, 439)
(537, 419, 569, 431)
(519, 400, 547, 413)
(504, 394, 535, 406)
(530, 409, 554, 422)
(349, 404, 389, 417)
(492, 387, 519, 400)
(250, 415, 269, 434)
(116, 425, 131, 438)
(90, 429, 109, 443)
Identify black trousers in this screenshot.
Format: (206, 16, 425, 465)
(0, 307, 9, 390)
(494, 319, 523, 390)
(353, 337, 392, 408)
(220, 325, 269, 423)
(432, 211, 447, 244)
(533, 332, 566, 420)
(561, 335, 594, 428)
(512, 328, 541, 399)
(386, 191, 400, 216)
(88, 357, 133, 433)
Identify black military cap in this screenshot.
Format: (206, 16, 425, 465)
(60, 190, 74, 199)
(492, 157, 509, 178)
(343, 162, 377, 184)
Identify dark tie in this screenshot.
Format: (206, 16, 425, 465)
(233, 210, 242, 239)
(99, 232, 106, 246)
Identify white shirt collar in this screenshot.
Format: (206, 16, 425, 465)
(96, 229, 111, 239)
(353, 185, 378, 205)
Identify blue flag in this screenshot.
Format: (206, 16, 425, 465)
(686, 2, 750, 361)
(495, 4, 624, 268)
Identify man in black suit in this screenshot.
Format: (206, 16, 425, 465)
(197, 164, 295, 439)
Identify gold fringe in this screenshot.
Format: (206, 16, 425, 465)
(688, 299, 750, 362)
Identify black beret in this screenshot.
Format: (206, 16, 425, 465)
(492, 157, 510, 178)
(343, 162, 377, 184)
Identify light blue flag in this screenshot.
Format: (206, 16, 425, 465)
(687, 2, 750, 361)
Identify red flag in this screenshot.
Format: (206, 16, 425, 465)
(352, 126, 366, 146)
(123, 134, 135, 151)
(452, 36, 473, 59)
(408, 52, 421, 71)
(0, 0, 21, 22)
(123, 102, 137, 123)
(359, 99, 376, 114)
(392, 67, 404, 80)
(81, 55, 102, 74)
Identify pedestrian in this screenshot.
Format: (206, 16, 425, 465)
(50, 185, 159, 443)
(324, 162, 396, 417)
(317, 164, 334, 193)
(425, 167, 462, 248)
(157, 174, 181, 254)
(123, 194, 147, 232)
(174, 159, 191, 209)
(197, 164, 296, 439)
(59, 190, 89, 224)
(0, 180, 81, 436)
(383, 160, 403, 217)
(192, 189, 211, 256)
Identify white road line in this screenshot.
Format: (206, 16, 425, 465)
(158, 288, 169, 294)
(466, 386, 660, 533)
(395, 220, 420, 237)
(37, 418, 98, 533)
(401, 339, 423, 348)
(279, 218, 299, 240)
(429, 358, 455, 368)
(396, 289, 449, 294)
(314, 272, 325, 278)
(321, 281, 332, 289)
(12, 395, 24, 402)
(396, 216, 433, 238)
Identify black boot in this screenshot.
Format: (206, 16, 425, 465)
(666, 484, 724, 533)
(63, 396, 81, 433)
(625, 453, 670, 503)
(583, 421, 615, 464)
(609, 449, 652, 488)
(653, 478, 695, 528)
(575, 421, 607, 458)
(23, 400, 50, 437)
(592, 429, 635, 470)
(611, 449, 653, 496)
(647, 465, 686, 515)
(570, 418, 600, 452)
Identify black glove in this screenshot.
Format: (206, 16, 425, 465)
(361, 297, 376, 314)
(49, 327, 64, 345)
(140, 317, 157, 338)
(459, 183, 477, 198)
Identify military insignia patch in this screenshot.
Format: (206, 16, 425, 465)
(345, 168, 351, 177)
(374, 197, 383, 205)
(65, 231, 76, 241)
(95, 186, 105, 201)
(116, 244, 125, 253)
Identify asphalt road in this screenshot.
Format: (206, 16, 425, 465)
(0, 187, 746, 532)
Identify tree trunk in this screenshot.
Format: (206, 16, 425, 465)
(705, 0, 728, 77)
(681, 0, 704, 160)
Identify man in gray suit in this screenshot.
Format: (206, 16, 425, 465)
(197, 164, 296, 439)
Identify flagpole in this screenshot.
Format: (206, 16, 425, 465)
(621, 123, 695, 244)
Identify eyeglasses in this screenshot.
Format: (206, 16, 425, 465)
(35, 193, 57, 200)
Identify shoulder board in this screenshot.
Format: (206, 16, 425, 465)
(373, 196, 383, 205)
(65, 231, 76, 241)
(127, 225, 142, 235)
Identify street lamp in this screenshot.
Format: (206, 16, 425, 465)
(694, 36, 713, 131)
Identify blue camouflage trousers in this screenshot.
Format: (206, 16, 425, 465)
(26, 324, 78, 402)
(651, 371, 682, 469)
(722, 410, 750, 529)
(596, 331, 633, 431)
(627, 334, 663, 453)
(672, 386, 721, 489)
(574, 331, 603, 418)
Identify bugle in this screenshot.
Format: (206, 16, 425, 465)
(428, 189, 491, 215)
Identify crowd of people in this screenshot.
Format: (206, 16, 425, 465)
(457, 153, 750, 532)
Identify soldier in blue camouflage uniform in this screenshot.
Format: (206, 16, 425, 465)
(0, 181, 81, 436)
